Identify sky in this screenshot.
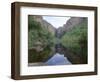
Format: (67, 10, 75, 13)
(43, 16, 70, 28)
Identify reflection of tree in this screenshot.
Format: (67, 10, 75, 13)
(28, 16, 55, 63)
(28, 15, 88, 64)
(61, 20, 87, 64)
(28, 47, 54, 62)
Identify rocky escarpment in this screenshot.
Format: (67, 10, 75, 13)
(28, 15, 88, 64)
(56, 17, 87, 38)
(55, 17, 88, 64)
(28, 15, 56, 63)
(28, 15, 56, 51)
(30, 16, 87, 38)
(30, 15, 56, 35)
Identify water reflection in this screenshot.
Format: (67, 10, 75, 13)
(28, 41, 86, 66)
(45, 53, 72, 65)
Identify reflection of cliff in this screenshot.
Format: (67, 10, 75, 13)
(28, 15, 55, 63)
(55, 17, 88, 64)
(28, 15, 88, 64)
(56, 17, 87, 38)
(60, 17, 88, 64)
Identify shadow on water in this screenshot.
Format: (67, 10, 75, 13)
(54, 43, 87, 64)
(28, 43, 73, 66)
(28, 43, 86, 66)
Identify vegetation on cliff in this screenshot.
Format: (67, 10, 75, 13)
(28, 15, 88, 64)
(61, 19, 87, 63)
(28, 15, 55, 63)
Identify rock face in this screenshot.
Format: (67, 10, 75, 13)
(56, 17, 87, 38)
(29, 16, 87, 38)
(30, 15, 56, 35)
(28, 15, 87, 64)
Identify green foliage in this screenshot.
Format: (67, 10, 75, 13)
(28, 16, 41, 31)
(28, 47, 53, 62)
(61, 20, 87, 63)
(28, 16, 88, 64)
(28, 16, 55, 49)
(28, 16, 55, 63)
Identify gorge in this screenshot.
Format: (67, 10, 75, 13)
(28, 15, 88, 66)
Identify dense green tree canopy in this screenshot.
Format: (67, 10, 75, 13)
(28, 16, 55, 49)
(28, 16, 55, 62)
(61, 20, 87, 63)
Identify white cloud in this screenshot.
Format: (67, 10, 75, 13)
(43, 16, 70, 28)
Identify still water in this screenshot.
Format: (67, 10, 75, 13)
(45, 53, 72, 65)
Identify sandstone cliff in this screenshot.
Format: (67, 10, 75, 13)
(56, 17, 87, 38)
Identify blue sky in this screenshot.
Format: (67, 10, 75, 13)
(43, 16, 70, 28)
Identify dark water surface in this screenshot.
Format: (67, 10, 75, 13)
(28, 43, 72, 66)
(28, 42, 86, 66)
